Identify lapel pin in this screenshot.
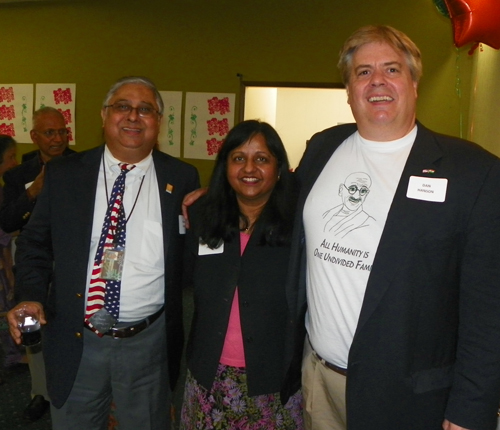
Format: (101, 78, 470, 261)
(422, 169, 435, 174)
(166, 183, 174, 194)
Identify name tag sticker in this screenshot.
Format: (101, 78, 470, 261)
(179, 215, 186, 235)
(407, 176, 448, 202)
(198, 239, 224, 255)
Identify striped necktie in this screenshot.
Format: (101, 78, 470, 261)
(84, 163, 135, 336)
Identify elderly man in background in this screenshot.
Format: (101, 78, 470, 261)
(0, 106, 74, 422)
(290, 25, 500, 430)
(0, 106, 74, 233)
(7, 76, 199, 430)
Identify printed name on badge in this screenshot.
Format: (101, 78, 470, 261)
(406, 176, 448, 202)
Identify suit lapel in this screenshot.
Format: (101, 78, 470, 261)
(73, 147, 103, 258)
(288, 124, 357, 317)
(58, 146, 103, 297)
(152, 151, 175, 264)
(298, 126, 357, 201)
(354, 123, 445, 335)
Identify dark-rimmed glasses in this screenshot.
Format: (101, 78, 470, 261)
(343, 184, 370, 196)
(104, 103, 160, 118)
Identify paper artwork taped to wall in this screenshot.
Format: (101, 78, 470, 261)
(158, 91, 182, 157)
(35, 84, 76, 145)
(0, 84, 33, 144)
(183, 92, 235, 160)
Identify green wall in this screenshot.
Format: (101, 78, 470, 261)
(0, 0, 473, 185)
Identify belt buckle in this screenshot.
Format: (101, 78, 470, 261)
(109, 323, 140, 338)
(109, 326, 130, 339)
(109, 327, 122, 339)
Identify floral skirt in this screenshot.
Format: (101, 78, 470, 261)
(180, 363, 304, 430)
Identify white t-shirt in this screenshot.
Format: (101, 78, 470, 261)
(303, 126, 417, 367)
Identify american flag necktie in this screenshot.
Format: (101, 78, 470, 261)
(84, 163, 135, 336)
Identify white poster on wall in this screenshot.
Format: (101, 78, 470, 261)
(158, 91, 183, 157)
(0, 84, 33, 143)
(183, 92, 235, 160)
(35, 83, 76, 146)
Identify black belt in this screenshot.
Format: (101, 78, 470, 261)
(313, 350, 348, 376)
(85, 306, 164, 339)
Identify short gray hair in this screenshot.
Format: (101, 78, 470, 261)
(32, 106, 65, 130)
(102, 76, 164, 115)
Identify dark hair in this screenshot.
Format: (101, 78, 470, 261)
(0, 134, 16, 164)
(198, 120, 296, 248)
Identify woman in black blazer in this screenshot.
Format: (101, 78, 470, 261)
(180, 120, 303, 429)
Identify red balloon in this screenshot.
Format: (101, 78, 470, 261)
(444, 0, 500, 50)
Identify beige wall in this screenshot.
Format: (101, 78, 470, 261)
(468, 46, 500, 157)
(244, 87, 355, 169)
(0, 0, 476, 185)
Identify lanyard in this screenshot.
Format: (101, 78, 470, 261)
(102, 151, 145, 224)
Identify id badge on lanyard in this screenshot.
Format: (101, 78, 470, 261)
(101, 244, 125, 281)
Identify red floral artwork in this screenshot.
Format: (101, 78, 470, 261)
(206, 118, 229, 136)
(0, 87, 15, 103)
(218, 118, 229, 136)
(59, 108, 72, 125)
(207, 97, 230, 115)
(0, 105, 16, 121)
(0, 123, 15, 136)
(66, 126, 74, 142)
(53, 88, 73, 105)
(206, 118, 218, 135)
(206, 138, 223, 156)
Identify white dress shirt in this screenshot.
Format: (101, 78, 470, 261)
(85, 146, 164, 322)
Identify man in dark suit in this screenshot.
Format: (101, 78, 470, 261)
(0, 106, 75, 233)
(7, 76, 199, 430)
(291, 25, 500, 430)
(0, 106, 75, 422)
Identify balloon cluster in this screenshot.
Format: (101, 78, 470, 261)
(434, 0, 500, 52)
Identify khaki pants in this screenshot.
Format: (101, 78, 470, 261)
(302, 338, 347, 430)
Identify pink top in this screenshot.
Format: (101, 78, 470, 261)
(219, 232, 251, 367)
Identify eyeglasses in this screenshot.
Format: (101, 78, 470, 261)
(104, 103, 160, 118)
(37, 129, 69, 139)
(344, 184, 370, 196)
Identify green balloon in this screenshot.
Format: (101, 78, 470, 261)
(434, 0, 450, 18)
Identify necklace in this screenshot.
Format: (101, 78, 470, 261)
(242, 222, 255, 234)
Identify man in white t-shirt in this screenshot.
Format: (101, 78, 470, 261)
(291, 25, 500, 430)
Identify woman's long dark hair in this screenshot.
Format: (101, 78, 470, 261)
(198, 120, 297, 248)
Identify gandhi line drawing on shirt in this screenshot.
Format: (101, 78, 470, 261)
(322, 172, 375, 238)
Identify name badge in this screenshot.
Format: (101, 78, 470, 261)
(198, 239, 224, 255)
(406, 176, 448, 202)
(179, 215, 186, 235)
